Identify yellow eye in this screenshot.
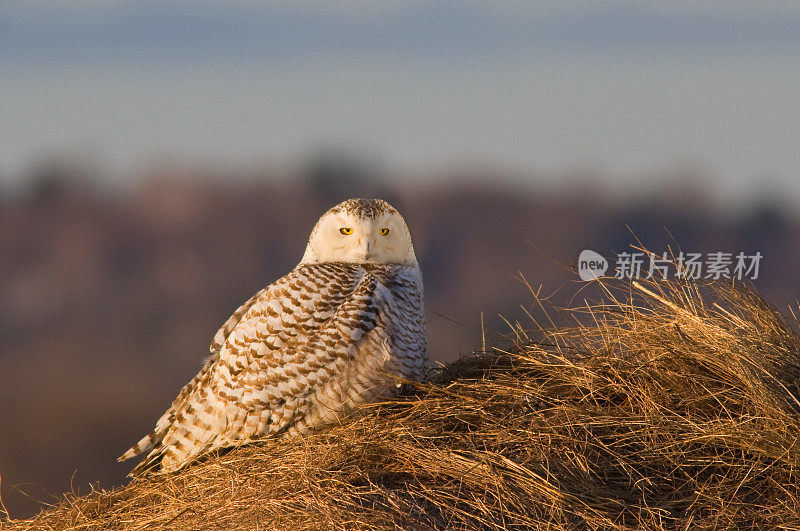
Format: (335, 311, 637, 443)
(379, 228, 390, 236)
(339, 227, 353, 235)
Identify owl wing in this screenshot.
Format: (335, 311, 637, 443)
(119, 262, 392, 475)
(209, 287, 269, 356)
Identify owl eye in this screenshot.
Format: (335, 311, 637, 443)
(339, 227, 353, 235)
(379, 228, 390, 236)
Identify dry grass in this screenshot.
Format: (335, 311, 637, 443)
(5, 277, 800, 530)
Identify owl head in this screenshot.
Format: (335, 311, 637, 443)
(300, 198, 418, 265)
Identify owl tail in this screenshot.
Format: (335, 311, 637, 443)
(118, 431, 156, 462)
(120, 398, 236, 476)
(118, 429, 184, 476)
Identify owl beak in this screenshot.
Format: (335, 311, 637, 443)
(362, 238, 377, 261)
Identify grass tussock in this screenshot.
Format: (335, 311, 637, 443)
(6, 278, 800, 530)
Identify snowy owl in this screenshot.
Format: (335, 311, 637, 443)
(119, 198, 427, 474)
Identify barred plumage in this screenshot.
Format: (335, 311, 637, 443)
(119, 199, 427, 474)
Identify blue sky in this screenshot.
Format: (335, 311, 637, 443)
(2, 1, 799, 204)
(3, 2, 799, 62)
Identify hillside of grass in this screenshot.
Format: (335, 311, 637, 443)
(6, 278, 800, 530)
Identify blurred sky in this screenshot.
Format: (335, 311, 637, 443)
(2, 1, 799, 205)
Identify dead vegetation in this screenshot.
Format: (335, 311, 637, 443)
(5, 277, 800, 529)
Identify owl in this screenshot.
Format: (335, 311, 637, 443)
(119, 198, 427, 475)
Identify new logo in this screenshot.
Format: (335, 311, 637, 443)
(578, 249, 608, 281)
